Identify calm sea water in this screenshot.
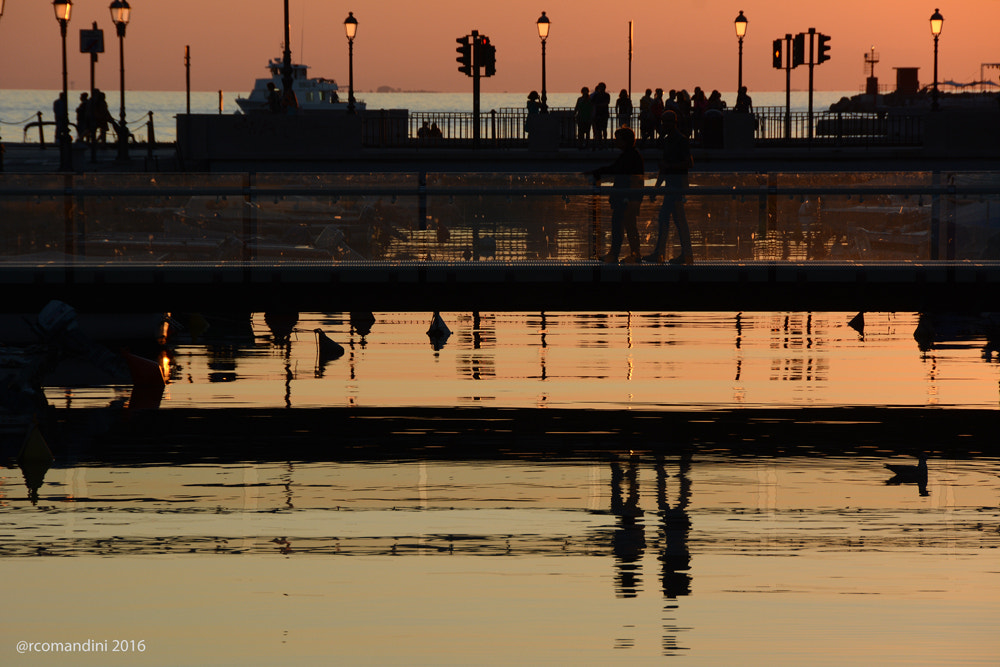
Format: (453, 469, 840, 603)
(0, 89, 856, 144)
(2, 311, 999, 664)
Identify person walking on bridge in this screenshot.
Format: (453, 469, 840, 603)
(646, 111, 693, 265)
(586, 127, 645, 264)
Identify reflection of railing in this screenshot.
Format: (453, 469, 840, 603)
(0, 173, 997, 265)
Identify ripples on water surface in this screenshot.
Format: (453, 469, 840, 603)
(2, 311, 998, 665)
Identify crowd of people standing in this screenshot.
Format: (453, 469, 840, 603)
(570, 84, 752, 149)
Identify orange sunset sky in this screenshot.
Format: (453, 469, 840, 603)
(0, 1, 998, 95)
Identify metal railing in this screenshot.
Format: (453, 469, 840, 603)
(395, 107, 926, 149)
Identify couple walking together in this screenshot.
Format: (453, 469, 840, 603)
(588, 110, 693, 265)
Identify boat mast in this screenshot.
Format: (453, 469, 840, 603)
(281, 0, 293, 100)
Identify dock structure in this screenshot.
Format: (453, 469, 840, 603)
(1, 260, 997, 314)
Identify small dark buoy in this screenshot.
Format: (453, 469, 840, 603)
(314, 329, 345, 361)
(848, 312, 865, 335)
(426, 312, 451, 350)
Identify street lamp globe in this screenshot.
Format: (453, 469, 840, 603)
(930, 8, 943, 36)
(110, 0, 130, 37)
(344, 11, 357, 41)
(537, 11, 550, 41)
(110, 0, 130, 26)
(734, 10, 747, 39)
(52, 0, 72, 23)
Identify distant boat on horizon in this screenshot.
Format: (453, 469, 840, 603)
(235, 57, 366, 114)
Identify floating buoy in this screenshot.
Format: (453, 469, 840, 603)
(427, 312, 451, 351)
(314, 329, 345, 361)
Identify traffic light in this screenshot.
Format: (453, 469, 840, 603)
(792, 33, 805, 67)
(456, 36, 472, 76)
(772, 38, 783, 69)
(817, 33, 831, 64)
(478, 37, 496, 77)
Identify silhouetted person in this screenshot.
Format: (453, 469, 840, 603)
(526, 90, 541, 115)
(587, 126, 645, 264)
(638, 89, 654, 143)
(646, 111, 693, 265)
(651, 88, 665, 138)
(707, 89, 725, 112)
(591, 82, 611, 147)
(615, 89, 633, 128)
(93, 89, 112, 143)
(281, 86, 299, 114)
(691, 87, 707, 141)
(734, 86, 753, 113)
(266, 82, 282, 113)
(525, 90, 541, 136)
(574, 86, 593, 149)
(75, 93, 92, 142)
(676, 89, 693, 138)
(53, 92, 69, 146)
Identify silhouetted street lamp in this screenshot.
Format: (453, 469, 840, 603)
(110, 0, 131, 161)
(344, 12, 357, 113)
(537, 11, 550, 112)
(930, 8, 943, 111)
(53, 0, 73, 171)
(734, 10, 748, 92)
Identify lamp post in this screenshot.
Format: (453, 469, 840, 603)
(734, 10, 748, 93)
(110, 0, 131, 161)
(53, 0, 73, 171)
(537, 11, 550, 112)
(344, 12, 357, 113)
(930, 8, 943, 111)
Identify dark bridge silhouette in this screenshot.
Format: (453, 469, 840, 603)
(3, 259, 997, 313)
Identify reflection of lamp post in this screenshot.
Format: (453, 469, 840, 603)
(53, 0, 73, 171)
(734, 10, 748, 92)
(537, 11, 550, 112)
(110, 0, 131, 161)
(344, 12, 357, 113)
(930, 8, 943, 111)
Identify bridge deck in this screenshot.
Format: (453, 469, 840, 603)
(2, 260, 998, 314)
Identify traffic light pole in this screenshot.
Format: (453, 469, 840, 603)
(784, 33, 792, 140)
(472, 31, 481, 149)
(808, 28, 815, 141)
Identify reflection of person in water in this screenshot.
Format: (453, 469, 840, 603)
(656, 452, 692, 598)
(610, 452, 646, 598)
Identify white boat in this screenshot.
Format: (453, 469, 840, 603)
(235, 57, 365, 113)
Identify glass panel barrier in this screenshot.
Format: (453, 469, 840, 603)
(1, 171, 998, 264)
